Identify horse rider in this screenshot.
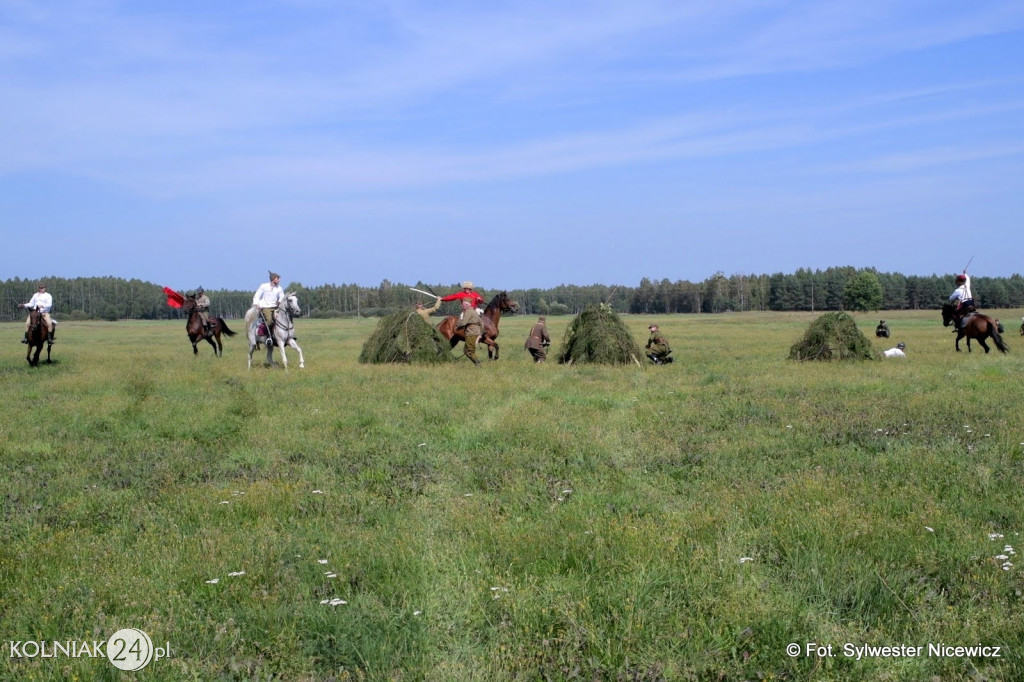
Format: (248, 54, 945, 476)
(441, 281, 485, 313)
(253, 271, 284, 336)
(948, 271, 975, 329)
(524, 315, 550, 363)
(883, 342, 906, 358)
(414, 296, 442, 323)
(194, 286, 212, 334)
(456, 300, 483, 365)
(645, 324, 672, 364)
(875, 320, 890, 338)
(20, 283, 55, 344)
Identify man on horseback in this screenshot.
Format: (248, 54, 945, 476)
(948, 271, 975, 330)
(20, 283, 55, 345)
(253, 271, 284, 339)
(875, 320, 890, 338)
(441, 281, 485, 313)
(194, 286, 212, 335)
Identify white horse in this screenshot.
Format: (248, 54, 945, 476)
(245, 292, 305, 370)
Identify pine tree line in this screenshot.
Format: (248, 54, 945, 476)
(3, 268, 1022, 322)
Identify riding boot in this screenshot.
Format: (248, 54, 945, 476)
(48, 331, 55, 343)
(21, 332, 28, 344)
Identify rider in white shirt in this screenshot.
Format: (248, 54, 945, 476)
(253, 271, 284, 330)
(948, 271, 975, 330)
(20, 283, 55, 343)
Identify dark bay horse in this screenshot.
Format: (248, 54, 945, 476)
(437, 291, 518, 360)
(24, 308, 53, 366)
(941, 303, 1009, 354)
(181, 294, 236, 357)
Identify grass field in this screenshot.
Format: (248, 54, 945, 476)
(1, 310, 1023, 681)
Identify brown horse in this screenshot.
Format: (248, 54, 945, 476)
(24, 307, 53, 366)
(437, 291, 518, 360)
(941, 303, 1009, 354)
(181, 294, 236, 357)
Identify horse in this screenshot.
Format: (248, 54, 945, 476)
(181, 294, 236, 357)
(436, 291, 518, 360)
(24, 307, 53, 366)
(244, 292, 305, 369)
(941, 303, 1009, 354)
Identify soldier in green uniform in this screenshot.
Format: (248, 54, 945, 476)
(645, 324, 672, 364)
(415, 297, 442, 323)
(456, 300, 483, 365)
(524, 315, 550, 363)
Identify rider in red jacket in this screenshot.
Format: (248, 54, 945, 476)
(440, 281, 485, 309)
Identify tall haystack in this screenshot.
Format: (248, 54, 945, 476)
(359, 309, 455, 364)
(789, 312, 875, 361)
(556, 304, 643, 365)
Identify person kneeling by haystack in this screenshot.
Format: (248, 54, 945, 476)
(645, 324, 672, 364)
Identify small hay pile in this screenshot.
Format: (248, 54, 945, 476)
(789, 312, 875, 361)
(556, 304, 643, 365)
(359, 309, 455, 364)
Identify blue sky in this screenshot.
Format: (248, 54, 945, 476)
(2, 1, 1023, 290)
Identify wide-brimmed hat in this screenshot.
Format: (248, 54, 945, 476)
(461, 281, 474, 289)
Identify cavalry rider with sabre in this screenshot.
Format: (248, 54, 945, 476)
(948, 270, 975, 330)
(20, 283, 55, 345)
(441, 281, 485, 312)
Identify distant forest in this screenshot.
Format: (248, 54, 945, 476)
(3, 268, 1023, 322)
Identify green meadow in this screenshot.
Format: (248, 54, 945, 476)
(1, 310, 1023, 681)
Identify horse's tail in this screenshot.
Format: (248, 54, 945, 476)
(990, 321, 1009, 353)
(219, 318, 237, 336)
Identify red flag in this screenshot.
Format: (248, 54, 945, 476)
(163, 286, 184, 308)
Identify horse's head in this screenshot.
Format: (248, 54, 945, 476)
(941, 302, 955, 327)
(497, 291, 518, 314)
(181, 294, 197, 313)
(284, 292, 302, 317)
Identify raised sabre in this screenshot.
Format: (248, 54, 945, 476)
(409, 287, 440, 299)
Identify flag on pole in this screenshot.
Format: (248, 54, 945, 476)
(163, 287, 184, 308)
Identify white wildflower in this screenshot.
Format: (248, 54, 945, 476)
(739, 557, 754, 564)
(228, 571, 246, 577)
(925, 527, 935, 532)
(318, 559, 329, 564)
(205, 579, 220, 584)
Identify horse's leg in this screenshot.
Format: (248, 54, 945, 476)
(979, 336, 991, 353)
(205, 334, 218, 356)
(289, 339, 305, 369)
(46, 342, 52, 363)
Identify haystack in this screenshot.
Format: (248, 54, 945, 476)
(789, 312, 875, 361)
(359, 309, 455, 364)
(556, 304, 643, 365)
